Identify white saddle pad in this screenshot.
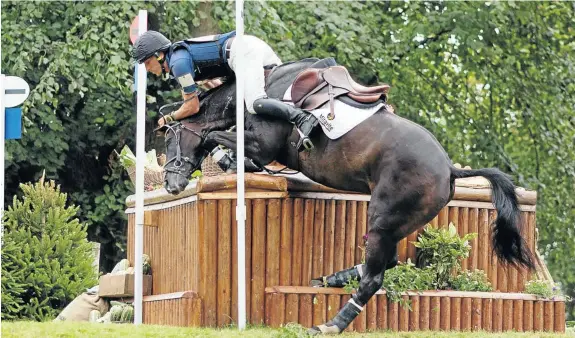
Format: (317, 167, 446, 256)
(283, 84, 383, 140)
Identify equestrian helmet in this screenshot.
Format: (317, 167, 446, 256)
(133, 31, 172, 63)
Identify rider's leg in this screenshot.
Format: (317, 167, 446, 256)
(229, 35, 319, 151)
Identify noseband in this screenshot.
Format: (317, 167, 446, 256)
(163, 122, 208, 179)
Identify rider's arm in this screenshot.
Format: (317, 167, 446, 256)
(167, 49, 200, 121)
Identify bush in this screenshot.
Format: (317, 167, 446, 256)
(1, 176, 98, 321)
(450, 269, 493, 292)
(524, 279, 562, 299)
(414, 223, 477, 289)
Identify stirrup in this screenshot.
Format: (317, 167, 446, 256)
(293, 128, 314, 151)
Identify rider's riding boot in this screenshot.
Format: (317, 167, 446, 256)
(253, 98, 319, 151)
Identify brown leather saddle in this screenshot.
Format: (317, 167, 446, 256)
(291, 66, 390, 119)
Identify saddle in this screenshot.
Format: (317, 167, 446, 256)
(291, 66, 390, 118)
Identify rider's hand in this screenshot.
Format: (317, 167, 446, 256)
(157, 113, 174, 127)
(157, 116, 166, 128)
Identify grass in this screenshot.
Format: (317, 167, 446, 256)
(1, 321, 573, 338)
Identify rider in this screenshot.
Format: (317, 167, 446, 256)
(132, 30, 319, 169)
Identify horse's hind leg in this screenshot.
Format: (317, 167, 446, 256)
(309, 250, 398, 288)
(308, 192, 431, 334)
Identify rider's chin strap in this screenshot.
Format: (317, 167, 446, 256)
(156, 53, 170, 81)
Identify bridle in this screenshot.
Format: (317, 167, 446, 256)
(162, 121, 208, 179)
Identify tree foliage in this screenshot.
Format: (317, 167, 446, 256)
(2, 0, 573, 318)
(1, 177, 97, 321)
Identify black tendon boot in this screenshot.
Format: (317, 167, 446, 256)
(308, 296, 364, 335)
(310, 253, 399, 288)
(310, 264, 364, 288)
(253, 98, 319, 151)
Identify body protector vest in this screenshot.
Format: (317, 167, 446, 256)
(168, 31, 236, 82)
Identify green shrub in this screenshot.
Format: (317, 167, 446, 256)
(450, 269, 493, 292)
(382, 259, 435, 308)
(414, 223, 477, 289)
(524, 279, 562, 299)
(1, 176, 98, 321)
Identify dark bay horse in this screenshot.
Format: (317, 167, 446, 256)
(159, 59, 535, 334)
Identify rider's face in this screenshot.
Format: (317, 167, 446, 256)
(144, 56, 163, 76)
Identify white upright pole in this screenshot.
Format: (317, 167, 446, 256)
(0, 74, 5, 236)
(134, 9, 148, 326)
(235, 0, 247, 331)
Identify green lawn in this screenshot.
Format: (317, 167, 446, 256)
(1, 322, 572, 338)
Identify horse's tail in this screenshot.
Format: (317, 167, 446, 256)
(450, 166, 536, 271)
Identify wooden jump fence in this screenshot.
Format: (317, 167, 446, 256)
(125, 173, 565, 332)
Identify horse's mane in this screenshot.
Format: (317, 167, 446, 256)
(183, 78, 237, 124)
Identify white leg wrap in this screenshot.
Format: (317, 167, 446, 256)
(348, 298, 364, 311)
(355, 263, 364, 277)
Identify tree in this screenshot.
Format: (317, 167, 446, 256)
(1, 175, 97, 321)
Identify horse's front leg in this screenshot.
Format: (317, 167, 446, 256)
(206, 130, 277, 166)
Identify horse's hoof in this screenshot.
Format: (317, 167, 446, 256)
(307, 324, 341, 335)
(309, 278, 325, 287)
(307, 326, 322, 335)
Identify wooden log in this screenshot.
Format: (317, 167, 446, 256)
(438, 207, 449, 228)
(327, 294, 341, 325)
(533, 300, 544, 331)
(478, 209, 489, 277)
(388, 298, 399, 331)
(285, 293, 299, 324)
(554, 301, 566, 333)
(409, 295, 420, 331)
(544, 301, 554, 332)
(449, 207, 459, 233)
(366, 296, 378, 331)
(197, 173, 287, 193)
(468, 208, 479, 271)
(312, 200, 326, 279)
(377, 294, 388, 330)
(279, 199, 293, 285)
(245, 200, 253, 322)
(489, 210, 498, 290)
(291, 199, 304, 286)
(513, 299, 523, 332)
(502, 299, 514, 331)
(398, 237, 408, 263)
(462, 298, 472, 331)
(217, 200, 232, 326)
(301, 199, 315, 285)
(344, 201, 358, 268)
(266, 293, 286, 328)
(231, 205, 238, 324)
(481, 298, 492, 332)
(440, 296, 451, 331)
(406, 230, 419, 263)
(356, 202, 368, 264)
(355, 298, 367, 333)
(430, 215, 438, 228)
(299, 294, 313, 328)
(200, 200, 218, 326)
(333, 201, 347, 272)
(492, 298, 503, 332)
(429, 297, 440, 330)
(472, 297, 482, 331)
(523, 300, 533, 331)
(450, 297, 461, 331)
(251, 199, 267, 325)
(459, 208, 469, 270)
(312, 294, 326, 328)
(451, 186, 537, 205)
(508, 264, 518, 293)
(266, 199, 281, 287)
(399, 295, 410, 331)
(419, 296, 430, 331)
(323, 200, 336, 276)
(265, 199, 281, 327)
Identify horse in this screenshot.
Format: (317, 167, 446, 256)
(158, 58, 536, 335)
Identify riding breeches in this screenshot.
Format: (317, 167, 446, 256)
(228, 34, 282, 114)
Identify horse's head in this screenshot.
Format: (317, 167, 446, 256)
(159, 80, 237, 194)
(161, 121, 209, 194)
